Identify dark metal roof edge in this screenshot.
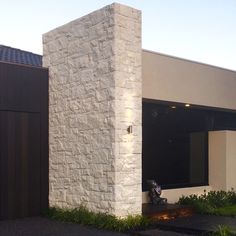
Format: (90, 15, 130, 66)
(0, 60, 47, 70)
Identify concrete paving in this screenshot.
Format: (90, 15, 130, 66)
(0, 217, 127, 236)
(0, 217, 185, 236)
(136, 229, 189, 236)
(156, 214, 236, 233)
(2, 214, 236, 236)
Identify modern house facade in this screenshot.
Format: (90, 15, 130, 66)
(43, 3, 236, 217)
(142, 50, 236, 203)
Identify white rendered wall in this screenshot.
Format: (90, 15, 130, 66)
(143, 186, 212, 204)
(43, 3, 142, 217)
(226, 131, 236, 190)
(209, 131, 236, 191)
(142, 50, 236, 110)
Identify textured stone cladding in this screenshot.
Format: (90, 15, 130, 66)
(43, 3, 142, 217)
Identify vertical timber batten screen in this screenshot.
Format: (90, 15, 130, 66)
(0, 61, 48, 220)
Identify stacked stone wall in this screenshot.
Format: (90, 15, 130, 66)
(43, 3, 141, 216)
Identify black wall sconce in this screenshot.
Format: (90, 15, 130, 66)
(127, 125, 133, 134)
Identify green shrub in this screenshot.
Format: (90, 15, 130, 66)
(45, 206, 151, 232)
(178, 189, 236, 215)
(206, 190, 236, 208)
(178, 193, 213, 214)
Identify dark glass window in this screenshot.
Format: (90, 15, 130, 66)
(142, 100, 236, 191)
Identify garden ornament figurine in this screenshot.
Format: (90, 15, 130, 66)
(147, 179, 167, 205)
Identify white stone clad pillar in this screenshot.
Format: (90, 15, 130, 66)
(43, 3, 142, 217)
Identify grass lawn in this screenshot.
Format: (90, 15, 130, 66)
(212, 205, 236, 217)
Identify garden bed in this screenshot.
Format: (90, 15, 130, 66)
(178, 189, 236, 217)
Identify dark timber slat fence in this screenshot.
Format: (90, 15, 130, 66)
(0, 62, 48, 220)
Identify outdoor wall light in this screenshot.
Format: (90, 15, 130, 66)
(185, 104, 190, 107)
(171, 106, 176, 109)
(127, 125, 133, 134)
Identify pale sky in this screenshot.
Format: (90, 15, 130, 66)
(0, 0, 235, 71)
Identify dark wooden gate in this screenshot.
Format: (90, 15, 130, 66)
(0, 62, 48, 220)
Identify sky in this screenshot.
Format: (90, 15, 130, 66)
(0, 0, 235, 71)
